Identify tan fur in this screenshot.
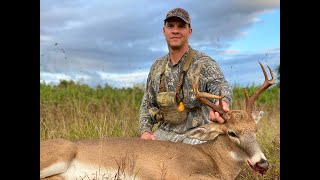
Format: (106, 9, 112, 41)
(40, 139, 77, 172)
(40, 110, 267, 180)
(40, 62, 273, 179)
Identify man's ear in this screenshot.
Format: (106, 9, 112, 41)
(185, 123, 225, 141)
(252, 111, 265, 124)
(188, 27, 192, 37)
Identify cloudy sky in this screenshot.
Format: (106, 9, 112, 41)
(40, 0, 280, 88)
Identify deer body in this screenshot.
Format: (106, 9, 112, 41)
(41, 137, 244, 179)
(40, 62, 274, 180)
(41, 110, 266, 180)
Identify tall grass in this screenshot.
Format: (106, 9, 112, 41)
(40, 80, 280, 179)
(40, 80, 144, 140)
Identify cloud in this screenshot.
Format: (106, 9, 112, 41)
(222, 49, 240, 55)
(220, 48, 280, 86)
(40, 0, 280, 88)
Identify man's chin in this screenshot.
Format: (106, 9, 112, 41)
(169, 44, 182, 50)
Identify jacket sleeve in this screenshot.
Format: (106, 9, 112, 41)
(203, 59, 233, 106)
(139, 62, 158, 134)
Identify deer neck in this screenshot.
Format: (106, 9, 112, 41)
(196, 135, 247, 179)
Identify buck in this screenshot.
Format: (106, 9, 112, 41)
(40, 62, 275, 180)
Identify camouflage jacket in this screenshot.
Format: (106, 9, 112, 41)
(139, 46, 233, 136)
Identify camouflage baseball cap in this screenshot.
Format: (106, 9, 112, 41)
(164, 8, 190, 24)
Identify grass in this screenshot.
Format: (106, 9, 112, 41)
(40, 80, 280, 179)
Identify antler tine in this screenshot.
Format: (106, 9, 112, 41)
(218, 83, 224, 111)
(192, 62, 230, 121)
(245, 62, 275, 114)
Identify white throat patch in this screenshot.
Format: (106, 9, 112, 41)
(230, 151, 242, 162)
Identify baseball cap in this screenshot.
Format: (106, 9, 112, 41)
(164, 8, 191, 24)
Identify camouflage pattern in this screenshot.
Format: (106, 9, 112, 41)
(156, 92, 188, 124)
(139, 46, 233, 144)
(164, 8, 191, 24)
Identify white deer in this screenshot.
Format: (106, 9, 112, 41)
(40, 62, 275, 180)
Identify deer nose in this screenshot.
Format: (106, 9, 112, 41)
(256, 159, 269, 170)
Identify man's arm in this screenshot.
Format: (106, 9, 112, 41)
(206, 62, 233, 105)
(204, 59, 233, 123)
(139, 92, 156, 136)
(139, 62, 159, 139)
(139, 93, 156, 140)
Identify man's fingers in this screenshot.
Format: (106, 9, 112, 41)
(151, 135, 156, 140)
(141, 132, 155, 140)
(223, 105, 230, 112)
(215, 112, 225, 123)
(209, 106, 228, 123)
(147, 133, 156, 140)
(209, 110, 224, 123)
(215, 100, 230, 112)
(209, 110, 215, 121)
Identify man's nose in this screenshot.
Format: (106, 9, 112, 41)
(172, 29, 179, 34)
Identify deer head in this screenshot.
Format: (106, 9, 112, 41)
(187, 62, 275, 175)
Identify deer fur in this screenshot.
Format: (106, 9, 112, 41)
(40, 62, 273, 180)
(40, 110, 267, 180)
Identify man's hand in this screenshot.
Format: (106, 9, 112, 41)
(141, 131, 156, 140)
(209, 100, 229, 123)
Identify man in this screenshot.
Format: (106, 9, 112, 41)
(139, 7, 233, 145)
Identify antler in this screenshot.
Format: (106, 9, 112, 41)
(245, 62, 275, 114)
(192, 62, 230, 121)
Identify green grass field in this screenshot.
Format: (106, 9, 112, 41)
(40, 80, 280, 179)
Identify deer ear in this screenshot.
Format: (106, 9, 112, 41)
(252, 111, 264, 124)
(185, 123, 225, 141)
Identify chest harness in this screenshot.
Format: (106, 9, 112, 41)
(155, 48, 196, 124)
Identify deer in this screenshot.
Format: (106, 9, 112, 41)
(40, 62, 275, 180)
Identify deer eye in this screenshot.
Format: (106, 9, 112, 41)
(227, 131, 238, 138)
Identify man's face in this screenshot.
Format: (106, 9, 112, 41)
(163, 17, 192, 50)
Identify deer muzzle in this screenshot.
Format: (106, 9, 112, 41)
(248, 158, 269, 175)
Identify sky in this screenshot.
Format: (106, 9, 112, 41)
(40, 0, 280, 88)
